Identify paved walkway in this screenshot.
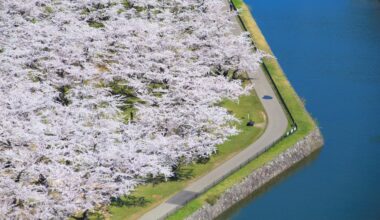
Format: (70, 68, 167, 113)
(139, 3, 288, 220)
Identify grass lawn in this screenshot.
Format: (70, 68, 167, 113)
(166, 0, 318, 219)
(103, 87, 267, 220)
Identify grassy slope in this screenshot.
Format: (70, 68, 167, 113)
(236, 1, 316, 135)
(107, 88, 267, 220)
(166, 1, 317, 219)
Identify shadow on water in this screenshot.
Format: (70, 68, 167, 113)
(216, 148, 322, 220)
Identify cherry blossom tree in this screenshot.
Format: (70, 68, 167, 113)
(0, 0, 263, 218)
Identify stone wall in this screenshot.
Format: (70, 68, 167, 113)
(186, 128, 324, 220)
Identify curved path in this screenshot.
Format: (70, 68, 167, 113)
(139, 4, 288, 220)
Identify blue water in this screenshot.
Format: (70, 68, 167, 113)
(219, 0, 380, 219)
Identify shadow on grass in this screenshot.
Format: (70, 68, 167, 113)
(111, 195, 150, 208)
(84, 196, 150, 219)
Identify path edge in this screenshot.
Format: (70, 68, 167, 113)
(185, 128, 323, 220)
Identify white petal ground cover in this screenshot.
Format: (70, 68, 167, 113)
(0, 0, 262, 218)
